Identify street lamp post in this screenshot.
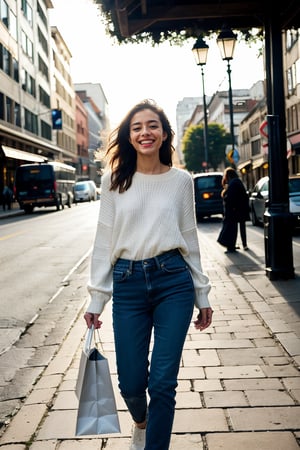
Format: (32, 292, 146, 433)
(217, 28, 237, 164)
(192, 36, 209, 170)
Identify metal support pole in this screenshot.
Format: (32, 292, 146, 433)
(263, 14, 294, 279)
(226, 59, 235, 155)
(200, 65, 209, 169)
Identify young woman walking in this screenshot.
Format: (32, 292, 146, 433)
(84, 99, 213, 450)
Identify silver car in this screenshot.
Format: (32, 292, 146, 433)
(74, 180, 97, 202)
(249, 175, 300, 230)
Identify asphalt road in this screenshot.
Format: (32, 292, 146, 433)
(0, 201, 100, 354)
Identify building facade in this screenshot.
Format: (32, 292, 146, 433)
(50, 25, 76, 163)
(0, 0, 56, 192)
(0, 1, 110, 199)
(237, 30, 300, 189)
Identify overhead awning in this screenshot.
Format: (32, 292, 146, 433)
(238, 159, 252, 171)
(288, 132, 300, 149)
(252, 157, 265, 170)
(1, 145, 46, 162)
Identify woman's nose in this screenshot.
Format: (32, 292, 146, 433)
(141, 126, 150, 135)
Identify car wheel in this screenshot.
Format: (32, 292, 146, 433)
(24, 205, 34, 214)
(67, 194, 72, 208)
(56, 195, 63, 210)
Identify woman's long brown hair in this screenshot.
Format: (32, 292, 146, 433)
(105, 99, 175, 193)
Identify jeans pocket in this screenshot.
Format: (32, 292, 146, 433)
(160, 255, 188, 274)
(113, 268, 131, 283)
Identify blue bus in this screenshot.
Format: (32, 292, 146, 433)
(15, 161, 76, 213)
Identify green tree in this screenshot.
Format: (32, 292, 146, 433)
(182, 123, 230, 172)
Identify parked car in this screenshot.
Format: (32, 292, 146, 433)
(193, 172, 224, 221)
(249, 175, 300, 230)
(74, 180, 97, 202)
(86, 180, 97, 201)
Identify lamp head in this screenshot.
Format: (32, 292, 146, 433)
(192, 36, 209, 66)
(217, 28, 237, 60)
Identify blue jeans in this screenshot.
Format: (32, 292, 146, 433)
(112, 249, 195, 450)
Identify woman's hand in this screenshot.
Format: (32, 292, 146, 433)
(84, 312, 102, 329)
(194, 307, 213, 331)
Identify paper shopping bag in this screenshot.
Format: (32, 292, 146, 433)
(75, 327, 121, 435)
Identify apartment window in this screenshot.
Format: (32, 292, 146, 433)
(14, 102, 21, 127)
(28, 74, 35, 96)
(2, 46, 11, 75)
(10, 10, 17, 40)
(6, 96, 12, 123)
(0, 0, 8, 28)
(287, 64, 297, 96)
(0, 92, 4, 119)
(21, 0, 33, 25)
(0, 92, 21, 127)
(286, 29, 298, 51)
(0, 44, 19, 82)
(13, 57, 19, 82)
(249, 118, 260, 138)
(27, 37, 33, 61)
(287, 104, 299, 133)
(38, 26, 48, 54)
(21, 69, 36, 97)
(21, 30, 34, 62)
(39, 85, 50, 107)
(251, 139, 261, 157)
(37, 1, 47, 27)
(24, 108, 38, 134)
(41, 119, 52, 140)
(38, 54, 49, 80)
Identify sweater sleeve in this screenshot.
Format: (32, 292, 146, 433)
(86, 172, 114, 315)
(180, 174, 211, 309)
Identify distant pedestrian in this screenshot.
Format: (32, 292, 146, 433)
(83, 99, 213, 450)
(2, 185, 13, 211)
(217, 167, 249, 253)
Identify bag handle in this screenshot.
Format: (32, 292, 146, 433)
(84, 325, 94, 354)
(84, 325, 102, 355)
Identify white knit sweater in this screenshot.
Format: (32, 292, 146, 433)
(86, 167, 211, 314)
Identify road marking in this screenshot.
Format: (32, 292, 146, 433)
(48, 248, 93, 304)
(0, 231, 25, 241)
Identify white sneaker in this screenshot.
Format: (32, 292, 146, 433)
(129, 425, 146, 450)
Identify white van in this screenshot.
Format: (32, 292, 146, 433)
(74, 180, 97, 202)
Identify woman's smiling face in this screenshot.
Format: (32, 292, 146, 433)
(129, 108, 167, 157)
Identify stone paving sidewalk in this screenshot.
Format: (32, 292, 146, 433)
(0, 225, 299, 449)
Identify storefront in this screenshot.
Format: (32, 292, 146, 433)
(0, 146, 47, 199)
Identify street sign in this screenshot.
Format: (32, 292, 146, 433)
(225, 146, 240, 164)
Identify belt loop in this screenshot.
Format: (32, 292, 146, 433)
(154, 256, 161, 270)
(128, 260, 133, 274)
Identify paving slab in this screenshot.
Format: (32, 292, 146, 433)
(205, 365, 265, 378)
(57, 440, 109, 449)
(228, 406, 300, 430)
(173, 409, 228, 433)
(203, 390, 248, 407)
(206, 431, 299, 450)
(245, 389, 296, 406)
(0, 445, 27, 450)
(0, 404, 47, 444)
(31, 441, 58, 450)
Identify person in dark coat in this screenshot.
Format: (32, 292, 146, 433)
(2, 185, 13, 211)
(217, 167, 250, 253)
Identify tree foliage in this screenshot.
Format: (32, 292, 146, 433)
(96, 2, 264, 47)
(182, 123, 230, 172)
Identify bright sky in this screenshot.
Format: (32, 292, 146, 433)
(50, 0, 265, 131)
